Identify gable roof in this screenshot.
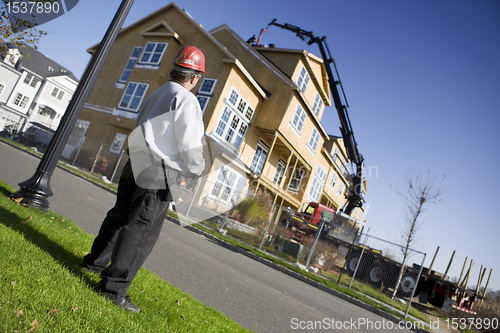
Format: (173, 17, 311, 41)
(210, 25, 332, 140)
(0, 42, 78, 82)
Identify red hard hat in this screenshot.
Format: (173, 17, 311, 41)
(173, 46, 206, 73)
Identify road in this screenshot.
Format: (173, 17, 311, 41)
(0, 140, 414, 333)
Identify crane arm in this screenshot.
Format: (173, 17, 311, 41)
(268, 19, 364, 215)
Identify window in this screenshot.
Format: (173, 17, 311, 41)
(197, 96, 209, 113)
(0, 84, 4, 94)
(198, 79, 216, 95)
(118, 82, 148, 112)
(51, 87, 59, 97)
(23, 73, 32, 84)
(13, 93, 29, 108)
(308, 165, 327, 202)
(332, 146, 339, 163)
(23, 73, 39, 87)
(336, 182, 345, 197)
(196, 79, 217, 113)
(273, 160, 286, 185)
(330, 173, 338, 189)
(214, 88, 253, 149)
(245, 107, 254, 121)
(290, 104, 306, 135)
(250, 140, 268, 175)
(57, 90, 65, 100)
(37, 106, 55, 119)
(138, 42, 167, 65)
(296, 66, 310, 93)
(67, 121, 89, 147)
(229, 90, 239, 105)
(119, 47, 142, 82)
(312, 93, 323, 116)
(211, 168, 239, 204)
(307, 128, 320, 154)
(288, 168, 304, 193)
(338, 156, 347, 174)
(30, 77, 39, 88)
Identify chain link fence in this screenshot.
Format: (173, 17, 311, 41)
(167, 184, 425, 317)
(64, 137, 128, 183)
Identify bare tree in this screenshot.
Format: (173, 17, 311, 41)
(398, 170, 446, 260)
(392, 170, 447, 298)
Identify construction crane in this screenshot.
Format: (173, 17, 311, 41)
(268, 19, 364, 215)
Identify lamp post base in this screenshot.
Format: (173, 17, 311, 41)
(10, 171, 53, 211)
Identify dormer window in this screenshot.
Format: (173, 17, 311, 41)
(4, 48, 20, 66)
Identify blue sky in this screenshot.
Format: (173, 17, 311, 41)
(27, 0, 500, 291)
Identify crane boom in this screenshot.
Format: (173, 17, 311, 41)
(268, 19, 364, 215)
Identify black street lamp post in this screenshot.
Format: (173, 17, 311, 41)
(11, 0, 135, 211)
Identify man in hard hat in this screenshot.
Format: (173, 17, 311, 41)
(82, 46, 206, 313)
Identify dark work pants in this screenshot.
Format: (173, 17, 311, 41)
(83, 159, 171, 297)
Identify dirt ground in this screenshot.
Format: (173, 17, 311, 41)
(411, 301, 465, 333)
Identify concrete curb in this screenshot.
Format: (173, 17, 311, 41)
(166, 215, 431, 333)
(2, 138, 430, 332)
(0, 138, 118, 196)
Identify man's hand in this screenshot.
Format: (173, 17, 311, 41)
(185, 177, 201, 192)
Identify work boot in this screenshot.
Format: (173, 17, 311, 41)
(100, 292, 141, 313)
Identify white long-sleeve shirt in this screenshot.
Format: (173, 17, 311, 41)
(128, 81, 205, 185)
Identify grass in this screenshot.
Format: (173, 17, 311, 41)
(0, 179, 251, 333)
(2, 137, 429, 326)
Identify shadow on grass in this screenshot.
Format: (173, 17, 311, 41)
(0, 185, 100, 290)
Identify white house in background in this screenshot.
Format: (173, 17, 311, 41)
(0, 42, 78, 133)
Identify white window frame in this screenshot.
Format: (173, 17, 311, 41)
(332, 146, 339, 163)
(215, 106, 248, 149)
(118, 82, 149, 112)
(198, 78, 217, 95)
(329, 172, 338, 189)
(288, 168, 304, 193)
(51, 87, 59, 97)
(214, 88, 253, 149)
(13, 93, 29, 108)
(197, 95, 209, 113)
(336, 182, 345, 197)
(312, 93, 323, 116)
(119, 46, 142, 83)
(137, 42, 167, 66)
(209, 167, 240, 204)
(307, 128, 320, 154)
(0, 83, 4, 94)
(338, 156, 347, 175)
(296, 66, 310, 93)
(24, 73, 39, 88)
(250, 140, 269, 175)
(57, 90, 65, 100)
(196, 78, 217, 114)
(273, 159, 286, 185)
(308, 165, 327, 202)
(13, 93, 23, 105)
(290, 104, 306, 136)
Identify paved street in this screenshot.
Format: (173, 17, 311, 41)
(0, 140, 413, 333)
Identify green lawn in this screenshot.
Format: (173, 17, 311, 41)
(0, 179, 251, 333)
